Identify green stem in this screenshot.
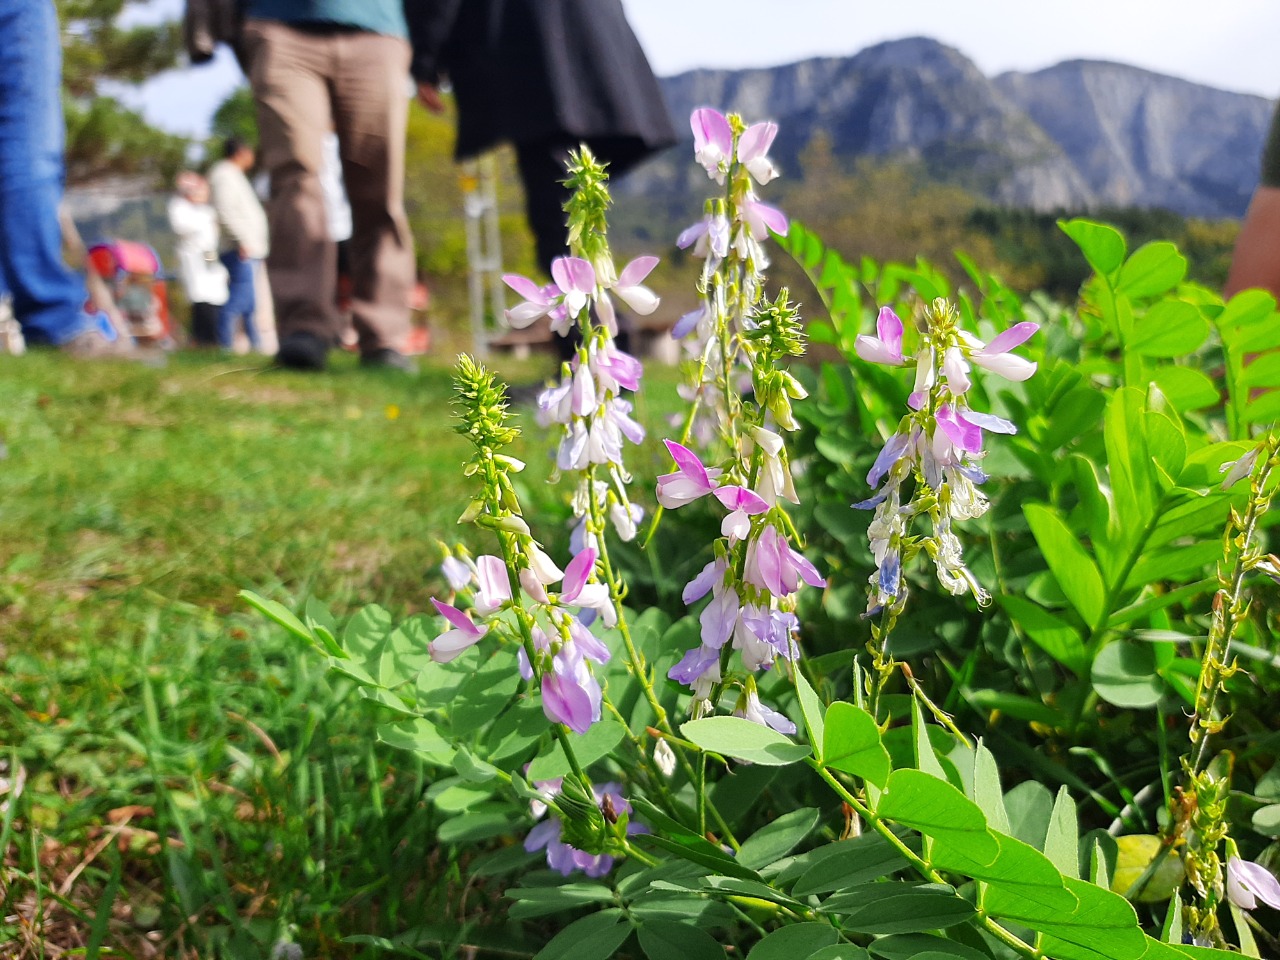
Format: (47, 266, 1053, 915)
(587, 476, 741, 849)
(810, 762, 1039, 960)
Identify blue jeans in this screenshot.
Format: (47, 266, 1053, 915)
(217, 251, 260, 350)
(0, 1, 91, 345)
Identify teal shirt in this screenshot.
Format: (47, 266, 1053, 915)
(246, 0, 407, 38)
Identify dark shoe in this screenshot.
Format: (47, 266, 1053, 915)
(276, 332, 329, 371)
(360, 348, 417, 373)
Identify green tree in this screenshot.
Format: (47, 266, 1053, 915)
(210, 85, 258, 148)
(58, 0, 189, 186)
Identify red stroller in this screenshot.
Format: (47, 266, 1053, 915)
(87, 240, 174, 345)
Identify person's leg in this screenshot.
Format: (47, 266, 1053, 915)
(241, 21, 337, 352)
(516, 139, 582, 361)
(515, 139, 576, 274)
(216, 250, 243, 348)
(192, 301, 218, 345)
(0, 2, 91, 344)
(241, 260, 261, 351)
(329, 31, 415, 357)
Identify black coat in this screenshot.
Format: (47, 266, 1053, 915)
(404, 0, 677, 174)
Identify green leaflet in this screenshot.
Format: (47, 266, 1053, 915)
(682, 716, 812, 766)
(822, 702, 890, 787)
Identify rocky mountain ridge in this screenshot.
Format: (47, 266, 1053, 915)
(642, 37, 1275, 218)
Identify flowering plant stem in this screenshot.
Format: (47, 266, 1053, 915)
(586, 473, 741, 848)
(1161, 431, 1278, 944)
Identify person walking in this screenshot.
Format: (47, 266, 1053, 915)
(406, 0, 676, 277)
(0, 0, 130, 357)
(168, 172, 229, 346)
(239, 0, 417, 371)
(208, 137, 268, 352)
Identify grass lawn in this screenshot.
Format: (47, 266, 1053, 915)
(0, 349, 685, 957)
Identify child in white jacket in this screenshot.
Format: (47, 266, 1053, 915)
(168, 172, 228, 346)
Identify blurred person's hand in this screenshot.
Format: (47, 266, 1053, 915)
(417, 82, 446, 115)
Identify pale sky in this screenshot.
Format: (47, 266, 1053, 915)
(114, 0, 1280, 138)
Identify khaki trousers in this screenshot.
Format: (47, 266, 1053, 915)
(241, 19, 414, 354)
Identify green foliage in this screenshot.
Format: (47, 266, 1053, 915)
(57, 0, 188, 186)
(210, 85, 260, 148)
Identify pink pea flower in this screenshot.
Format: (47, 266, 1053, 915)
(551, 256, 596, 322)
(745, 525, 826, 598)
(440, 555, 473, 591)
(561, 547, 617, 627)
(668, 643, 721, 686)
(518, 624, 553, 680)
(536, 375, 573, 426)
(571, 362, 597, 417)
(501, 275, 559, 328)
(691, 107, 733, 183)
(742, 198, 788, 240)
(683, 557, 727, 606)
(428, 599, 488, 663)
(855, 306, 905, 366)
(677, 213, 731, 261)
(936, 405, 1017, 457)
(473, 554, 512, 616)
(700, 585, 740, 650)
(735, 688, 797, 735)
(591, 341, 643, 393)
(1227, 856, 1280, 911)
(968, 321, 1039, 381)
(613, 256, 660, 315)
(942, 346, 972, 395)
(713, 484, 769, 543)
(542, 642, 602, 734)
(656, 439, 722, 509)
(738, 121, 779, 184)
(596, 256, 661, 334)
(672, 303, 709, 340)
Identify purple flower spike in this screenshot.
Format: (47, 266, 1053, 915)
(656, 439, 722, 509)
(428, 598, 488, 663)
(691, 107, 733, 182)
(855, 306, 906, 366)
